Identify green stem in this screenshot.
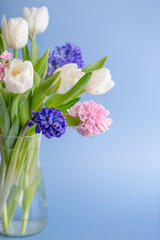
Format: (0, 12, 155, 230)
(14, 49, 18, 59)
(2, 204, 8, 234)
(33, 32, 36, 40)
(21, 208, 29, 235)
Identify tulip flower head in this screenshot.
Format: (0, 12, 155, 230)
(84, 68, 115, 95)
(4, 59, 33, 94)
(1, 15, 28, 50)
(23, 6, 49, 34)
(54, 63, 85, 94)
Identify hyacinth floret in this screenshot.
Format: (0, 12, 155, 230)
(0, 50, 13, 81)
(28, 106, 67, 139)
(47, 43, 84, 76)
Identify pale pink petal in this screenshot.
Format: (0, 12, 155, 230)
(68, 100, 113, 137)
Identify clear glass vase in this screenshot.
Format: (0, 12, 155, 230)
(0, 133, 47, 237)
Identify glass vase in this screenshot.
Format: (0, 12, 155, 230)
(0, 133, 47, 237)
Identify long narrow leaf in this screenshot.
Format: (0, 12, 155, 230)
(82, 56, 108, 73)
(1, 88, 10, 107)
(19, 95, 31, 127)
(19, 90, 31, 107)
(29, 34, 39, 65)
(33, 71, 41, 89)
(57, 97, 80, 112)
(65, 116, 81, 126)
(34, 49, 49, 76)
(0, 33, 8, 55)
(10, 94, 20, 123)
(46, 78, 61, 96)
(38, 78, 61, 110)
(22, 45, 30, 61)
(41, 64, 48, 81)
(51, 72, 92, 108)
(32, 72, 60, 111)
(0, 93, 10, 135)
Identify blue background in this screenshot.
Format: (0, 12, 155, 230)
(1, 0, 160, 239)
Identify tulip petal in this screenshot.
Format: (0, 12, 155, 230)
(23, 7, 35, 34)
(34, 7, 49, 33)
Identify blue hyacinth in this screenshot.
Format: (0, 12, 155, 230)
(47, 43, 85, 77)
(28, 106, 67, 139)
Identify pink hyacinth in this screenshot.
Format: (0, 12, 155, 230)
(0, 63, 7, 81)
(68, 100, 113, 137)
(0, 50, 13, 81)
(0, 50, 13, 63)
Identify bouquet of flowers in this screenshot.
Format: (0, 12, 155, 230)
(0, 6, 115, 237)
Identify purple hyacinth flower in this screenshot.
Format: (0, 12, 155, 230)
(28, 106, 67, 139)
(47, 43, 85, 77)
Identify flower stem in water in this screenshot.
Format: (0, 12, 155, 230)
(21, 208, 29, 235)
(2, 204, 8, 234)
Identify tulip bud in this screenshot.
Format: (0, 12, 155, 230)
(1, 15, 28, 50)
(22, 6, 49, 34)
(4, 59, 33, 94)
(84, 68, 115, 95)
(54, 63, 85, 94)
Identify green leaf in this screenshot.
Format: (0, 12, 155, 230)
(19, 95, 31, 127)
(0, 33, 8, 55)
(41, 64, 48, 81)
(50, 72, 92, 109)
(32, 72, 60, 111)
(44, 94, 59, 109)
(34, 49, 49, 76)
(6, 115, 20, 147)
(0, 93, 10, 135)
(1, 88, 10, 107)
(39, 78, 61, 110)
(29, 34, 39, 65)
(10, 94, 20, 123)
(46, 78, 61, 96)
(22, 45, 30, 61)
(82, 55, 108, 73)
(26, 126, 36, 136)
(33, 71, 41, 89)
(65, 116, 81, 126)
(19, 90, 31, 107)
(58, 97, 80, 112)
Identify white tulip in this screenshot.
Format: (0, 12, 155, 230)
(1, 15, 28, 50)
(84, 68, 115, 95)
(4, 59, 33, 94)
(23, 6, 49, 34)
(54, 63, 85, 94)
